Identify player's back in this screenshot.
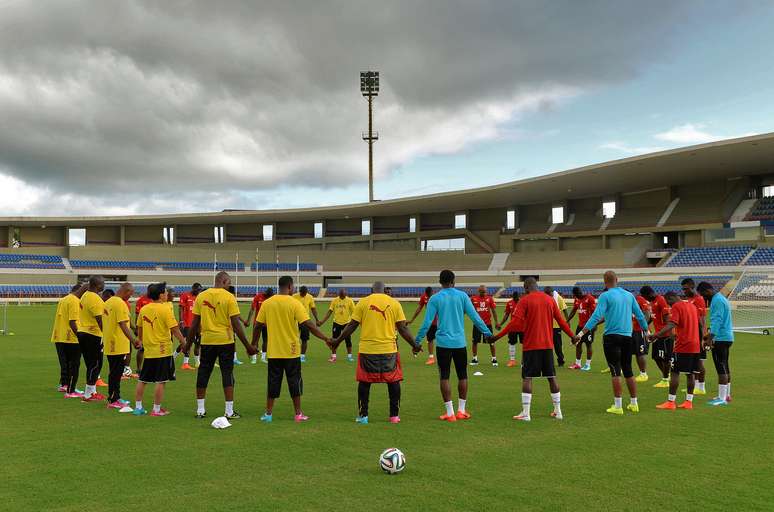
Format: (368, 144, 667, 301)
(519, 292, 558, 349)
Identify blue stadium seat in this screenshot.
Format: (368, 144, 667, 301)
(666, 246, 751, 267)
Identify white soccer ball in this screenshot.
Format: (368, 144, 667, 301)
(379, 448, 406, 474)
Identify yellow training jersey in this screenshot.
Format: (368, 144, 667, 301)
(50, 294, 80, 343)
(103, 296, 132, 355)
(552, 293, 568, 329)
(351, 293, 406, 355)
(78, 290, 105, 336)
(293, 292, 316, 315)
(257, 295, 310, 359)
(330, 296, 355, 325)
(138, 302, 177, 358)
(193, 287, 240, 345)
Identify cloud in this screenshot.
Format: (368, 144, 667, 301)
(654, 123, 757, 144)
(599, 142, 667, 155)
(0, 0, 743, 215)
(602, 123, 760, 156)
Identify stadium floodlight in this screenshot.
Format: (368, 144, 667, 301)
(360, 71, 379, 202)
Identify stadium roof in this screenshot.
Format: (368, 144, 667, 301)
(4, 132, 774, 226)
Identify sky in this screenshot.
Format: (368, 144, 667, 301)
(0, 0, 773, 216)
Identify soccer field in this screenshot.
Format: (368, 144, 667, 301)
(1, 302, 772, 511)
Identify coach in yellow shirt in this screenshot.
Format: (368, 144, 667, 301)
(51, 283, 86, 395)
(103, 283, 138, 406)
(256, 276, 330, 423)
(133, 282, 185, 416)
(184, 272, 255, 420)
(77, 276, 106, 401)
(318, 288, 356, 362)
(293, 285, 320, 362)
(332, 282, 420, 424)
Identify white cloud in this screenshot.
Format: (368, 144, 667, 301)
(602, 123, 761, 156)
(598, 142, 666, 155)
(654, 123, 721, 144)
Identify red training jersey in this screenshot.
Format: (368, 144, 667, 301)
(649, 295, 671, 336)
(419, 293, 438, 326)
(498, 292, 574, 351)
(251, 293, 266, 323)
(633, 295, 652, 333)
(471, 295, 496, 325)
(669, 300, 700, 353)
(573, 294, 596, 326)
(135, 295, 153, 315)
(687, 294, 707, 334)
(504, 299, 521, 332)
(179, 291, 196, 327)
(504, 299, 518, 317)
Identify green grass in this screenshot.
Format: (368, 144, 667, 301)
(1, 302, 772, 511)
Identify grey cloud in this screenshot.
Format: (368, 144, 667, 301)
(0, 0, 752, 214)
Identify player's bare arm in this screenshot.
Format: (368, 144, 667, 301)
(230, 314, 256, 355)
(183, 315, 201, 354)
(396, 320, 421, 354)
(119, 320, 139, 349)
(301, 319, 331, 347)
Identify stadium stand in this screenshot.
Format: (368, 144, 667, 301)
(0, 253, 65, 269)
(0, 285, 71, 298)
(158, 262, 245, 271)
(665, 246, 752, 267)
(251, 262, 316, 271)
(325, 286, 499, 298)
(745, 196, 774, 221)
(744, 247, 774, 266)
(70, 259, 157, 270)
(729, 273, 774, 300)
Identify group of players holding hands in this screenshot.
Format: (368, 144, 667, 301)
(50, 268, 733, 423)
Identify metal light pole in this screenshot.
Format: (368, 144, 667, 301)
(360, 71, 379, 202)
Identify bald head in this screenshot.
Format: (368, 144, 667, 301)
(372, 281, 385, 294)
(214, 271, 231, 288)
(523, 277, 538, 292)
(116, 282, 134, 300)
(603, 271, 618, 287)
(478, 285, 486, 296)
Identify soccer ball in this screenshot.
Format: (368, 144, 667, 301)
(379, 448, 406, 474)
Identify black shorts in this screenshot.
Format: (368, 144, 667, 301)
(575, 325, 595, 345)
(436, 347, 467, 380)
(522, 349, 555, 378)
(712, 343, 732, 375)
(332, 322, 352, 348)
(299, 325, 310, 342)
(631, 331, 649, 356)
(196, 344, 235, 389)
(603, 334, 634, 378)
(139, 356, 176, 383)
(671, 352, 700, 374)
(267, 357, 303, 398)
(652, 337, 674, 362)
(472, 324, 492, 344)
(508, 331, 523, 345)
(427, 324, 438, 343)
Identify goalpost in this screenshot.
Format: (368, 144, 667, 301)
(0, 301, 8, 335)
(728, 270, 774, 335)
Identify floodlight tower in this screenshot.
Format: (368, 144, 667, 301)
(360, 71, 379, 202)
